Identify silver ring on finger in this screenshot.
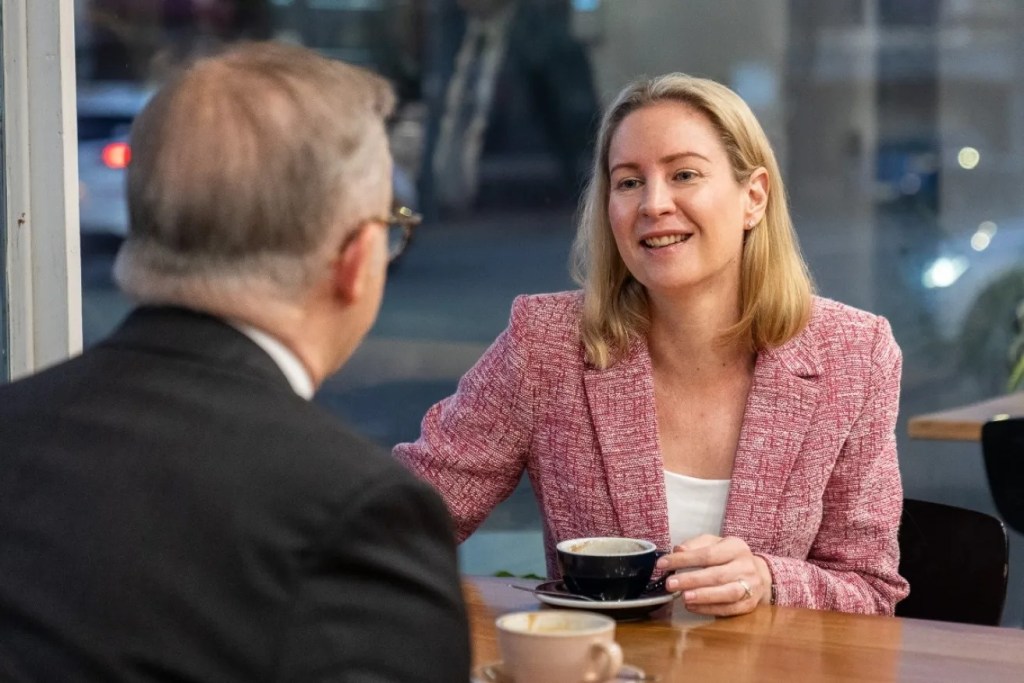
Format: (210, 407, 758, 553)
(736, 578, 753, 601)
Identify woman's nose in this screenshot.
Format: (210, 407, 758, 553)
(639, 180, 675, 217)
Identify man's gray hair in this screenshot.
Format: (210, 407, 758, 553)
(114, 41, 395, 304)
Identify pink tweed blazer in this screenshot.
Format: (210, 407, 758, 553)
(395, 291, 909, 615)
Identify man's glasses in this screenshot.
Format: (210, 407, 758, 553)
(341, 206, 422, 267)
(384, 205, 422, 265)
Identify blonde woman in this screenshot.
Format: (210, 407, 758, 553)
(396, 73, 908, 616)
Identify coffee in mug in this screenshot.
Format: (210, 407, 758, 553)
(556, 536, 663, 601)
(496, 610, 622, 683)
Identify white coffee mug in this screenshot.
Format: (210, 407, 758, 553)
(495, 610, 623, 683)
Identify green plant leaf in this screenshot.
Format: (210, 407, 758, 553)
(1008, 353, 1024, 392)
(492, 570, 546, 580)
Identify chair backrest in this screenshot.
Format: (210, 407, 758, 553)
(982, 417, 1024, 535)
(895, 498, 1008, 626)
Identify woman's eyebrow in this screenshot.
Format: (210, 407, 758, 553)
(659, 151, 711, 165)
(609, 151, 711, 175)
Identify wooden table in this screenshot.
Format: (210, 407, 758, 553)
(464, 577, 1024, 682)
(907, 391, 1024, 441)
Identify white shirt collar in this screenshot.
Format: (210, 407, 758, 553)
(228, 321, 315, 400)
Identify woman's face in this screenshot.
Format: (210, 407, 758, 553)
(607, 101, 764, 301)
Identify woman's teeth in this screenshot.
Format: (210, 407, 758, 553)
(642, 234, 689, 248)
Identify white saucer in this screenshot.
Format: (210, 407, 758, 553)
(471, 660, 648, 682)
(533, 580, 679, 612)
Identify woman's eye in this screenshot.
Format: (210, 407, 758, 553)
(615, 178, 641, 190)
(674, 170, 697, 182)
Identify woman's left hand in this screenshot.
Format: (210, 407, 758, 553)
(657, 534, 773, 616)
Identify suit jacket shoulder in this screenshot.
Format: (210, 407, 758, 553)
(509, 290, 585, 350)
(0, 308, 469, 682)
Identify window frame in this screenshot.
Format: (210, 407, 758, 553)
(1, 0, 81, 382)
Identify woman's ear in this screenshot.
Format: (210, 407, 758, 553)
(745, 167, 769, 227)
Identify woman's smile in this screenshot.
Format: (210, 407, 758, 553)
(641, 232, 693, 249)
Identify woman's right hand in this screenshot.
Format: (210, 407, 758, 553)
(656, 534, 772, 616)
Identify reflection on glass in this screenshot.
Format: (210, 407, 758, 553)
(71, 1, 1024, 603)
(957, 146, 980, 169)
(971, 222, 997, 252)
(922, 256, 970, 289)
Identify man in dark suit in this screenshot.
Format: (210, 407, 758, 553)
(0, 42, 469, 682)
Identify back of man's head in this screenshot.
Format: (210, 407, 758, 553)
(114, 41, 395, 308)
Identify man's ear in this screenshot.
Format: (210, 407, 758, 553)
(745, 167, 769, 226)
(330, 226, 374, 305)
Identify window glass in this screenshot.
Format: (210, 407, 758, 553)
(74, 0, 1024, 620)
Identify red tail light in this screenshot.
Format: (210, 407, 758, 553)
(101, 142, 131, 169)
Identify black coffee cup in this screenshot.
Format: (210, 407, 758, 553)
(556, 537, 665, 601)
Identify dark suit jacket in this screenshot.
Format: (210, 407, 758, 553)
(0, 307, 470, 682)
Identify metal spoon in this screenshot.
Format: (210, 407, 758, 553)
(506, 583, 599, 602)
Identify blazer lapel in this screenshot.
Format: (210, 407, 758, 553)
(583, 338, 671, 549)
(721, 331, 822, 549)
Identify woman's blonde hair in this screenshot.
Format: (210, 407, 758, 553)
(571, 73, 813, 369)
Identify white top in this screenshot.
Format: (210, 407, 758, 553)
(229, 321, 315, 400)
(664, 470, 731, 548)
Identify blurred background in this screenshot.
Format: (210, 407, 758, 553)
(68, 0, 1024, 624)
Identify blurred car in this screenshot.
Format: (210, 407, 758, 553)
(76, 81, 420, 242)
(912, 215, 1024, 392)
(918, 217, 1022, 335)
(77, 82, 152, 238)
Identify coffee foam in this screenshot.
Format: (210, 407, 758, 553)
(524, 614, 573, 633)
(570, 539, 647, 555)
(502, 612, 607, 635)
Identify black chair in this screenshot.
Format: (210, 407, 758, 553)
(895, 498, 1008, 626)
(982, 417, 1024, 535)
